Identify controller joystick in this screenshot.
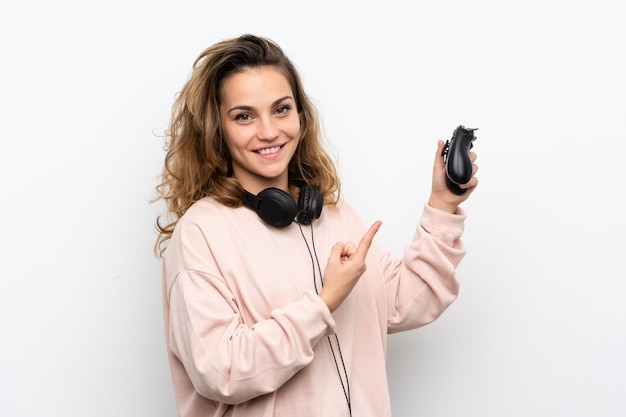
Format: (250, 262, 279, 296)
(441, 125, 477, 195)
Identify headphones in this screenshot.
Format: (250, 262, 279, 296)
(243, 182, 323, 228)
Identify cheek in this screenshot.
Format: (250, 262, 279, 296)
(290, 114, 302, 138)
(222, 124, 248, 150)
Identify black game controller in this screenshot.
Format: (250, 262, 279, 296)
(441, 125, 477, 195)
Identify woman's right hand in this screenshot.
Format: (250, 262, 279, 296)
(319, 221, 382, 312)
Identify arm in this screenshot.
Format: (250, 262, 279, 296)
(317, 140, 478, 316)
(385, 140, 478, 330)
(384, 204, 466, 332)
(164, 225, 336, 405)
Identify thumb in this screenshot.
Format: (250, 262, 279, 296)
(435, 139, 446, 170)
(328, 242, 345, 262)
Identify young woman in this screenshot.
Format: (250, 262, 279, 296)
(155, 34, 478, 417)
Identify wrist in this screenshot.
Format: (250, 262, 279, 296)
(427, 197, 458, 214)
(318, 290, 337, 313)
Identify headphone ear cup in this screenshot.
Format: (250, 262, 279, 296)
(297, 184, 323, 225)
(256, 188, 298, 228)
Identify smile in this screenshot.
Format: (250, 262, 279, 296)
(256, 145, 283, 155)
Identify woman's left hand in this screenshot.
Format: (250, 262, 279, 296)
(428, 139, 479, 214)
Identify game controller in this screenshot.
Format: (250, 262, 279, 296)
(441, 125, 477, 195)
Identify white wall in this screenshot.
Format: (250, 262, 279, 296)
(1, 1, 624, 416)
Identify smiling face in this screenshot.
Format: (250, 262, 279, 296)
(219, 66, 300, 195)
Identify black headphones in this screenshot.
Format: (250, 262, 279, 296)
(243, 182, 323, 228)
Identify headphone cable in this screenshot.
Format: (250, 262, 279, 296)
(297, 222, 352, 416)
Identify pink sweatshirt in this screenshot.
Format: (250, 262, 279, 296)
(162, 197, 466, 417)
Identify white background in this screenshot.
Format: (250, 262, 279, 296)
(1, 1, 625, 416)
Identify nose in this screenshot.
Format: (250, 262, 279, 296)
(257, 117, 279, 141)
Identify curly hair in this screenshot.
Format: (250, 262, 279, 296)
(154, 34, 341, 256)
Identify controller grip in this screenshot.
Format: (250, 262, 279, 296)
(442, 125, 477, 195)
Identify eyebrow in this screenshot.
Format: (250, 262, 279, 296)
(227, 96, 294, 115)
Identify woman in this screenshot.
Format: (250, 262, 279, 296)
(155, 34, 478, 417)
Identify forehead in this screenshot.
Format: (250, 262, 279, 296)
(219, 66, 293, 105)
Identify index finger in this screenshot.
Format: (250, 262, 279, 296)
(356, 220, 382, 257)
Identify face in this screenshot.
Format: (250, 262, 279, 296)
(219, 66, 300, 194)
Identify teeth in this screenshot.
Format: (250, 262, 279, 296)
(258, 146, 281, 155)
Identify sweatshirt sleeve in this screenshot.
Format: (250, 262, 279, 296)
(163, 211, 335, 404)
(383, 204, 467, 333)
(164, 225, 336, 405)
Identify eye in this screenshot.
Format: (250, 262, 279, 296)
(234, 113, 252, 122)
(275, 105, 291, 115)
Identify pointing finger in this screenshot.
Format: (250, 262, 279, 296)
(356, 221, 382, 258)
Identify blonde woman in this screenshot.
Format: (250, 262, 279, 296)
(155, 34, 478, 417)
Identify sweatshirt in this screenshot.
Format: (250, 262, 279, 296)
(162, 197, 466, 417)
